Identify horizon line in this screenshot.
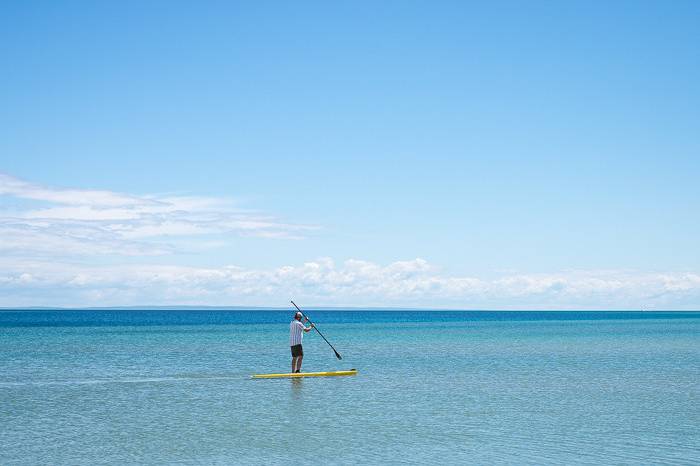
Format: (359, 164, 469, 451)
(0, 306, 694, 312)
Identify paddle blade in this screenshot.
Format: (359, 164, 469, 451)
(334, 350, 342, 360)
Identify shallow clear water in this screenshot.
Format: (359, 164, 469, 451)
(1, 311, 699, 465)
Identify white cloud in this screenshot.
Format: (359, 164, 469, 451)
(1, 257, 698, 309)
(1, 174, 698, 309)
(0, 173, 155, 207)
(0, 173, 317, 257)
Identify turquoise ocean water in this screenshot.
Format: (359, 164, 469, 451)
(1, 310, 699, 465)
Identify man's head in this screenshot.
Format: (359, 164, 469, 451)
(294, 311, 303, 321)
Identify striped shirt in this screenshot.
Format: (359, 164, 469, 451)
(289, 320, 305, 346)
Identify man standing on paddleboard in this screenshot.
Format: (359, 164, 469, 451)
(290, 311, 314, 373)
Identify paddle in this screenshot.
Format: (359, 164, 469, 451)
(291, 300, 342, 360)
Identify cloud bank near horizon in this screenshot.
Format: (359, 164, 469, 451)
(1, 257, 698, 310)
(2, 174, 699, 309)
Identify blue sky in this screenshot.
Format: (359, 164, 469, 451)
(1, 1, 699, 308)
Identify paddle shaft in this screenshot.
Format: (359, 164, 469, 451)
(291, 300, 342, 360)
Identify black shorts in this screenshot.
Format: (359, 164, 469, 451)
(291, 344, 303, 357)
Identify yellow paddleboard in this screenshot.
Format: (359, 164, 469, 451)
(252, 369, 357, 379)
